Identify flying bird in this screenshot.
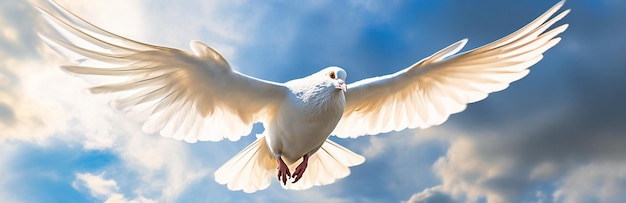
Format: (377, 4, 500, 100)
(35, 0, 569, 193)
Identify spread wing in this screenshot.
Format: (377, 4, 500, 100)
(36, 0, 286, 142)
(332, 1, 569, 138)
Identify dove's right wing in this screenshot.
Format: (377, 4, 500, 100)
(36, 1, 286, 142)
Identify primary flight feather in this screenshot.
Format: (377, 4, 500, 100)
(35, 0, 569, 193)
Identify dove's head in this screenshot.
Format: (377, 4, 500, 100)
(323, 66, 347, 92)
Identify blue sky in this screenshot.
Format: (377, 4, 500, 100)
(1, 0, 625, 202)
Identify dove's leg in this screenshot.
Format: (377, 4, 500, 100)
(291, 154, 309, 183)
(276, 155, 291, 185)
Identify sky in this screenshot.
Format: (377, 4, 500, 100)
(1, 0, 625, 202)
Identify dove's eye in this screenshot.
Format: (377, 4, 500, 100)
(329, 72, 336, 79)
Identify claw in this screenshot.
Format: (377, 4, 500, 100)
(277, 157, 291, 185)
(291, 155, 309, 183)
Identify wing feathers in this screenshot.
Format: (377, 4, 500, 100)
(334, 1, 568, 138)
(417, 39, 468, 65)
(491, 1, 565, 48)
(37, 0, 286, 142)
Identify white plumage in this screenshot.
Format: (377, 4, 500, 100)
(35, 0, 569, 193)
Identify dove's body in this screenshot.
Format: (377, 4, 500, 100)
(37, 0, 569, 194)
(270, 80, 346, 163)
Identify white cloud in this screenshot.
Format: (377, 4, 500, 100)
(113, 125, 211, 202)
(73, 173, 119, 198)
(552, 163, 626, 203)
(433, 136, 504, 203)
(1, 27, 18, 43)
(404, 186, 455, 203)
(0, 0, 147, 145)
(529, 161, 559, 181)
(360, 127, 452, 159)
(428, 101, 626, 203)
(361, 136, 387, 159)
(73, 172, 156, 203)
(132, 0, 263, 63)
(52, 0, 147, 41)
(0, 56, 69, 143)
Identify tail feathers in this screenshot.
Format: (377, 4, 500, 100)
(281, 139, 365, 190)
(214, 137, 365, 192)
(214, 136, 275, 193)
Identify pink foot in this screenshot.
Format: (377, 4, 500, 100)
(292, 155, 309, 183)
(277, 157, 291, 185)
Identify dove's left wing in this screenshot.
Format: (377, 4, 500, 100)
(332, 1, 569, 138)
(36, 1, 286, 142)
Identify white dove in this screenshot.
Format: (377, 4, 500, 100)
(36, 0, 569, 192)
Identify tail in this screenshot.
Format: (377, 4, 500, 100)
(214, 136, 365, 192)
(214, 136, 275, 193)
(281, 139, 365, 190)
